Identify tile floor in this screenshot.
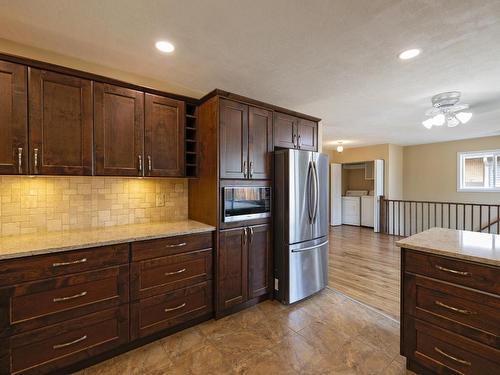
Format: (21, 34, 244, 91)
(76, 288, 411, 375)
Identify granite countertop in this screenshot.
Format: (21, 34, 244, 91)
(396, 227, 500, 267)
(0, 220, 215, 261)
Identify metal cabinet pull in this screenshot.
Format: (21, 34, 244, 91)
(138, 155, 143, 173)
(249, 161, 254, 178)
(17, 147, 23, 174)
(53, 291, 87, 302)
(53, 335, 87, 349)
(165, 242, 187, 248)
(165, 268, 186, 276)
(249, 227, 254, 244)
(165, 302, 186, 313)
(297, 135, 301, 149)
(52, 258, 87, 267)
(243, 160, 247, 178)
(243, 227, 247, 245)
(434, 347, 471, 366)
(33, 148, 39, 173)
(292, 133, 297, 148)
(435, 265, 471, 277)
(148, 155, 152, 173)
(435, 300, 476, 315)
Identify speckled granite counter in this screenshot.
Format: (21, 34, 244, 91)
(0, 220, 215, 261)
(396, 227, 500, 267)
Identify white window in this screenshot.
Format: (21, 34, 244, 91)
(457, 150, 500, 192)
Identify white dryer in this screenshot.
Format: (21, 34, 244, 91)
(341, 190, 368, 226)
(361, 191, 375, 227)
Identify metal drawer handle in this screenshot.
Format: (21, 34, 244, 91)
(435, 300, 476, 315)
(435, 265, 471, 277)
(434, 347, 471, 366)
(165, 242, 187, 248)
(165, 268, 186, 276)
(52, 258, 87, 267)
(53, 291, 87, 302)
(18, 147, 23, 174)
(165, 302, 186, 313)
(291, 240, 329, 253)
(53, 335, 87, 349)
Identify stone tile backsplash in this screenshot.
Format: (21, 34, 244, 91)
(0, 176, 188, 236)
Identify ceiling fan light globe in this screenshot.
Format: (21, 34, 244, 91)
(456, 112, 472, 124)
(432, 114, 445, 126)
(336, 145, 344, 153)
(447, 115, 460, 127)
(422, 119, 434, 129)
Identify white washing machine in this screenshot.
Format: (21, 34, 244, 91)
(361, 192, 375, 227)
(342, 190, 368, 226)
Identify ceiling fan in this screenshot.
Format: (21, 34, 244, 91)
(422, 91, 472, 129)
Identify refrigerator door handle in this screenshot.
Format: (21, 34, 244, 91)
(312, 160, 319, 223)
(291, 240, 329, 253)
(306, 161, 313, 223)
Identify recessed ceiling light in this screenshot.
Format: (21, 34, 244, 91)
(398, 48, 421, 60)
(155, 40, 175, 53)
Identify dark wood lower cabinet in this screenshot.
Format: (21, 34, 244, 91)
(1, 306, 129, 375)
(218, 227, 248, 311)
(218, 224, 272, 315)
(0, 231, 215, 375)
(401, 248, 500, 374)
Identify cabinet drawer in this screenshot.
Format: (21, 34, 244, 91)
(2, 306, 129, 375)
(0, 265, 129, 337)
(414, 276, 500, 348)
(413, 319, 500, 375)
(131, 232, 212, 261)
(0, 244, 129, 287)
(405, 250, 500, 295)
(131, 281, 212, 339)
(131, 248, 212, 300)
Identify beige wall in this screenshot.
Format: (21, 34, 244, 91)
(328, 143, 403, 199)
(0, 38, 202, 98)
(0, 176, 187, 236)
(403, 136, 500, 204)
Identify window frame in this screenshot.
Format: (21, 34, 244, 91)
(457, 149, 500, 192)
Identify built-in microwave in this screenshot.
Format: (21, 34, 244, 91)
(223, 186, 271, 222)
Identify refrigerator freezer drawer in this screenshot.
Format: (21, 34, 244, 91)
(288, 239, 328, 304)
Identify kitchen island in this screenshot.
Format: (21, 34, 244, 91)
(397, 228, 500, 374)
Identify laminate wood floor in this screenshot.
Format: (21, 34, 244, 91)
(328, 225, 402, 320)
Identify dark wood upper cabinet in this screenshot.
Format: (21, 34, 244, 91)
(219, 99, 248, 179)
(94, 83, 144, 176)
(274, 112, 297, 149)
(248, 224, 272, 299)
(145, 94, 185, 177)
(0, 61, 28, 175)
(274, 112, 318, 151)
(248, 107, 273, 179)
(218, 227, 248, 311)
(297, 118, 318, 151)
(29, 69, 93, 175)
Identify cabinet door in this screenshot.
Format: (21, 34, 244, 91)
(218, 227, 248, 311)
(0, 61, 27, 174)
(94, 83, 144, 176)
(273, 112, 297, 149)
(145, 94, 185, 177)
(248, 106, 273, 179)
(248, 224, 272, 299)
(297, 118, 318, 151)
(219, 99, 248, 179)
(29, 69, 93, 175)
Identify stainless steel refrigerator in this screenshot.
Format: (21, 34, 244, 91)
(274, 149, 329, 304)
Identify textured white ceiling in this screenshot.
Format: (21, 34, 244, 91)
(1, 0, 499, 148)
